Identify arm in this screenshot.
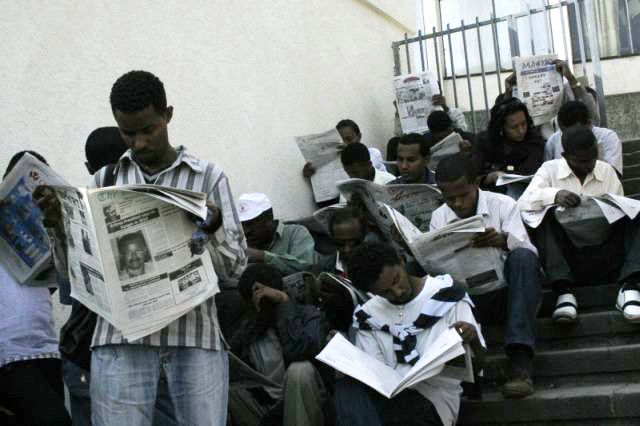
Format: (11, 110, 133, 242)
(264, 226, 315, 275)
(517, 163, 559, 211)
(276, 301, 323, 364)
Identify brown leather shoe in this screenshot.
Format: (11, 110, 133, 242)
(502, 345, 535, 398)
(502, 375, 534, 398)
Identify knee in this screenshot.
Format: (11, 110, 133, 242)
(285, 361, 317, 388)
(508, 248, 538, 265)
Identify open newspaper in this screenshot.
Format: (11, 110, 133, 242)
(513, 54, 563, 126)
(428, 132, 462, 171)
(52, 184, 219, 341)
(316, 328, 464, 399)
(0, 153, 69, 285)
(282, 271, 316, 304)
(495, 173, 533, 187)
(385, 205, 506, 295)
(295, 129, 349, 202)
(337, 178, 442, 238)
(393, 70, 441, 134)
(317, 272, 369, 307)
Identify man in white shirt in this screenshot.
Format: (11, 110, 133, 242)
(543, 101, 622, 176)
(338, 143, 396, 203)
(430, 153, 541, 398)
(519, 126, 640, 324)
(333, 242, 484, 426)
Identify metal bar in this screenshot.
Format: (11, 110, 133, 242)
(404, 33, 412, 74)
(583, 0, 607, 126)
(527, 3, 536, 54)
(490, 12, 503, 93)
(461, 20, 476, 132)
(624, 0, 635, 54)
(508, 15, 520, 57)
(476, 17, 490, 121)
(559, 2, 570, 61)
(433, 26, 442, 87)
(392, 42, 401, 76)
(573, 0, 588, 77)
(418, 30, 426, 71)
(545, 0, 555, 54)
(420, 0, 429, 69)
(446, 23, 459, 107)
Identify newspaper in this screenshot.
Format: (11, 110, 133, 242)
(317, 272, 369, 308)
(385, 206, 506, 295)
(495, 174, 533, 187)
(0, 153, 69, 285)
(295, 129, 349, 202)
(52, 184, 219, 340)
(428, 132, 462, 171)
(513, 54, 564, 126)
(337, 178, 442, 238)
(393, 70, 441, 134)
(282, 271, 315, 304)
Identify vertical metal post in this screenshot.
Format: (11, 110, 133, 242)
(583, 0, 607, 126)
(433, 26, 442, 87)
(404, 33, 412, 74)
(573, 0, 588, 77)
(624, 0, 635, 54)
(418, 30, 426, 72)
(508, 15, 521, 57)
(446, 24, 459, 107)
(544, 0, 555, 54)
(461, 20, 476, 132)
(490, 12, 503, 93)
(476, 17, 490, 121)
(420, 0, 430, 69)
(392, 42, 402, 76)
(527, 4, 536, 54)
(559, 3, 570, 61)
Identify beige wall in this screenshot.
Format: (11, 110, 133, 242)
(0, 0, 416, 219)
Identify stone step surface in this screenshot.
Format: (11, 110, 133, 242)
(622, 139, 640, 154)
(622, 163, 640, 179)
(622, 177, 640, 194)
(623, 151, 640, 165)
(536, 283, 620, 317)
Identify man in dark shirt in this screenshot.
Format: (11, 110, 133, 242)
(389, 133, 436, 185)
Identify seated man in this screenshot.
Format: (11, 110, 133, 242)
(389, 133, 436, 185)
(422, 110, 475, 152)
(238, 193, 315, 276)
(228, 264, 326, 426)
(334, 242, 484, 426)
(543, 100, 622, 177)
(519, 125, 640, 323)
(431, 153, 541, 398)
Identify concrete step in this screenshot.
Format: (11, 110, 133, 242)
(622, 177, 640, 194)
(623, 163, 640, 179)
(459, 382, 640, 425)
(536, 283, 620, 317)
(622, 139, 640, 154)
(623, 151, 640, 166)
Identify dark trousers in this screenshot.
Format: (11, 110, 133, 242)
(473, 248, 541, 351)
(0, 358, 71, 426)
(333, 377, 443, 426)
(534, 212, 640, 295)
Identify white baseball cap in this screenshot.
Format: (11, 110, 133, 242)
(237, 193, 272, 222)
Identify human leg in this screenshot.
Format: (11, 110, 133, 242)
(282, 361, 325, 426)
(62, 357, 92, 426)
(334, 377, 382, 426)
(616, 217, 640, 321)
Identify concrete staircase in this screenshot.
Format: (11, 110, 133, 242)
(459, 139, 640, 425)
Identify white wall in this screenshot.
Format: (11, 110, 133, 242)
(0, 0, 416, 219)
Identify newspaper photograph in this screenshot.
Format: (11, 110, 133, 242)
(53, 184, 219, 340)
(0, 153, 69, 285)
(385, 206, 506, 295)
(282, 271, 315, 304)
(295, 129, 349, 202)
(428, 132, 462, 171)
(514, 54, 564, 126)
(393, 70, 441, 134)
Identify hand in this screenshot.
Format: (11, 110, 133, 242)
(246, 247, 266, 263)
(554, 60, 577, 85)
(459, 139, 473, 152)
(201, 201, 222, 234)
(504, 72, 516, 92)
(472, 227, 507, 249)
(432, 94, 448, 111)
(33, 185, 61, 228)
(451, 321, 478, 344)
(252, 282, 288, 311)
(555, 190, 581, 208)
(483, 171, 504, 187)
(303, 162, 316, 178)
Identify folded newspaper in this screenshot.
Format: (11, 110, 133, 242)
(316, 328, 464, 399)
(495, 174, 533, 187)
(428, 132, 462, 171)
(295, 129, 349, 202)
(385, 205, 506, 295)
(393, 70, 441, 134)
(513, 54, 564, 126)
(53, 184, 219, 341)
(0, 153, 69, 285)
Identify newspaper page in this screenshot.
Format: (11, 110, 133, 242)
(428, 132, 462, 171)
(555, 197, 612, 247)
(495, 174, 533, 187)
(54, 184, 219, 340)
(393, 70, 441, 134)
(0, 153, 69, 285)
(514, 54, 564, 126)
(295, 129, 349, 202)
(282, 271, 315, 304)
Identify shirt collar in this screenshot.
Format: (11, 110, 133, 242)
(117, 145, 205, 174)
(445, 189, 487, 224)
(557, 158, 605, 182)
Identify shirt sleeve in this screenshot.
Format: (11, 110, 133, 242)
(502, 198, 538, 255)
(275, 301, 323, 364)
(264, 226, 315, 275)
(600, 131, 623, 176)
(518, 163, 559, 211)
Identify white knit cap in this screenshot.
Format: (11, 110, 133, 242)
(237, 193, 272, 222)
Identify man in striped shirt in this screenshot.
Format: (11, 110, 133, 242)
(38, 70, 247, 425)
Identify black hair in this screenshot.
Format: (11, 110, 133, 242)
(347, 242, 402, 292)
(4, 151, 48, 179)
(341, 142, 370, 166)
(561, 125, 596, 154)
(336, 119, 361, 135)
(427, 110, 453, 133)
(557, 100, 590, 128)
(328, 206, 365, 237)
(487, 98, 535, 143)
(110, 70, 167, 114)
(435, 153, 477, 185)
(85, 127, 128, 173)
(398, 133, 429, 157)
(237, 264, 283, 302)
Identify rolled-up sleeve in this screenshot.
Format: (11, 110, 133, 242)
(518, 163, 559, 211)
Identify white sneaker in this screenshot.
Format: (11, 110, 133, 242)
(552, 293, 577, 323)
(616, 286, 640, 323)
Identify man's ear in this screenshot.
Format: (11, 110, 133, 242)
(165, 106, 174, 124)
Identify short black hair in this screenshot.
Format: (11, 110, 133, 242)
(4, 151, 48, 179)
(561, 125, 596, 154)
(347, 242, 402, 292)
(110, 70, 167, 114)
(557, 100, 590, 128)
(435, 153, 477, 185)
(398, 133, 429, 157)
(237, 264, 283, 301)
(427, 110, 453, 133)
(341, 142, 370, 166)
(85, 127, 128, 173)
(336, 119, 360, 135)
(328, 206, 365, 237)
(488, 98, 534, 143)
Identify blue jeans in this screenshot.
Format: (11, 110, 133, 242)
(91, 345, 228, 426)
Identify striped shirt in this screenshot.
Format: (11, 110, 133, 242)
(88, 146, 247, 349)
